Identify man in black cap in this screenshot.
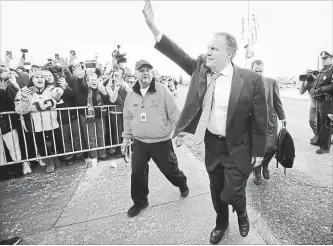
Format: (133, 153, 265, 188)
(122, 59, 189, 217)
(311, 51, 333, 154)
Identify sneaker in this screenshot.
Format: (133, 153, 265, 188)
(53, 158, 61, 167)
(91, 158, 97, 168)
(127, 202, 149, 218)
(108, 148, 116, 155)
(0, 236, 21, 245)
(110, 160, 117, 168)
(76, 153, 84, 160)
(45, 159, 55, 174)
(85, 158, 92, 168)
(22, 162, 32, 175)
(99, 154, 107, 161)
(38, 159, 46, 167)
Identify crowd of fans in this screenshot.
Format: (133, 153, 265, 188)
(0, 48, 180, 179)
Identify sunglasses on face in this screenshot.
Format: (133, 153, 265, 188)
(254, 70, 263, 73)
(321, 56, 331, 60)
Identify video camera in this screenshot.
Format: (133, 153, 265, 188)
(112, 45, 127, 65)
(299, 70, 320, 82)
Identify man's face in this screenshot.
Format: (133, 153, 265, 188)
(118, 62, 126, 69)
(321, 55, 332, 67)
(206, 35, 231, 72)
(87, 73, 98, 89)
(252, 64, 264, 76)
(44, 71, 54, 84)
(32, 74, 46, 89)
(135, 65, 153, 89)
(112, 70, 124, 83)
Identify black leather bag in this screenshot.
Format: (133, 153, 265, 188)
(275, 127, 295, 174)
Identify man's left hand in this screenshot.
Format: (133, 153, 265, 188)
(57, 77, 67, 89)
(281, 119, 287, 128)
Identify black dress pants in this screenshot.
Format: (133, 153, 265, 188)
(131, 138, 187, 206)
(204, 130, 250, 227)
(317, 100, 333, 150)
(261, 150, 276, 167)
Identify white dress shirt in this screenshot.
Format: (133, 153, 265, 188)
(206, 62, 233, 137)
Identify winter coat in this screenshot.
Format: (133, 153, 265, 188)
(0, 84, 20, 134)
(14, 85, 63, 132)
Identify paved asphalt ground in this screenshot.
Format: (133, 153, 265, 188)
(0, 85, 332, 244)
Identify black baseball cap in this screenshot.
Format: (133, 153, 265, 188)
(135, 60, 153, 70)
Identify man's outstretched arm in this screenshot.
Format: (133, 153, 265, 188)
(142, 0, 197, 75)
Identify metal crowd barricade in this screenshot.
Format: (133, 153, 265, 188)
(0, 105, 132, 166)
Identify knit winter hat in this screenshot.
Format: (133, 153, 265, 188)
(29, 68, 44, 79)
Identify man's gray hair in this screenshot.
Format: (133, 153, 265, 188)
(214, 32, 238, 60)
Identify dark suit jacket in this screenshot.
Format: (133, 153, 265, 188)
(264, 77, 285, 151)
(155, 34, 267, 161)
(264, 77, 285, 134)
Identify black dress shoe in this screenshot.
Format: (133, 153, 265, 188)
(310, 140, 320, 146)
(253, 166, 262, 185)
(127, 202, 149, 218)
(238, 211, 250, 237)
(0, 236, 21, 245)
(180, 184, 189, 198)
(210, 222, 229, 244)
(310, 135, 319, 142)
(262, 165, 270, 179)
(316, 149, 330, 154)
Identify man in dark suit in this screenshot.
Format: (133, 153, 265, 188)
(251, 60, 286, 185)
(142, 0, 267, 244)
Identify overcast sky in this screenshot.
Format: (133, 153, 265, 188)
(1, 1, 332, 78)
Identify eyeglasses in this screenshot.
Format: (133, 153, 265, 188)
(321, 56, 330, 60)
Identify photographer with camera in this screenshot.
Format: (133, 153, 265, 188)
(299, 69, 320, 144)
(309, 51, 333, 154)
